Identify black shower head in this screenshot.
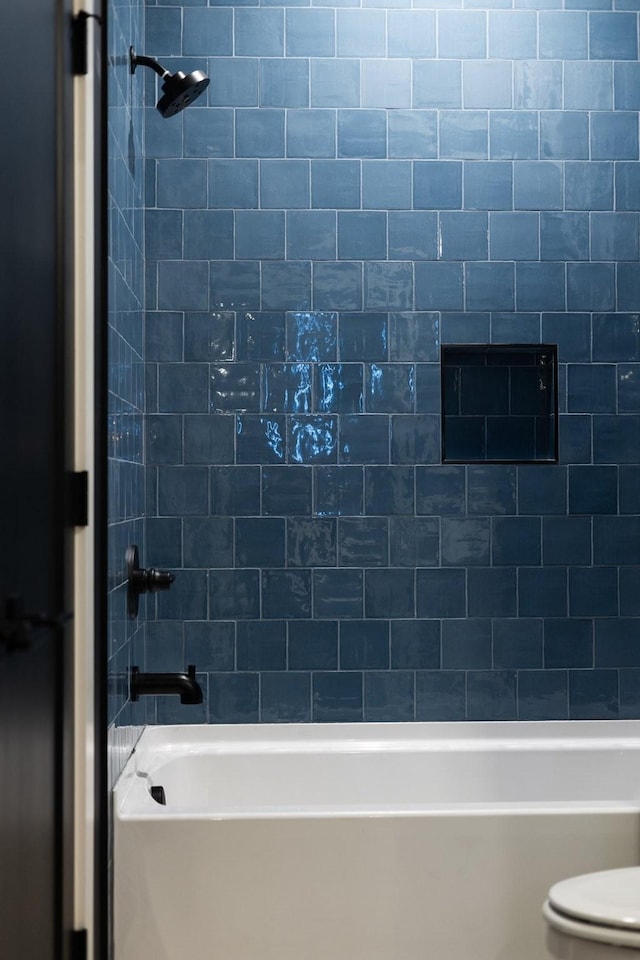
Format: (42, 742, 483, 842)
(129, 47, 210, 118)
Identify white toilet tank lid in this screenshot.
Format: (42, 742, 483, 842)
(549, 868, 640, 931)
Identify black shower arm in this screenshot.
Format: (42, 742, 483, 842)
(130, 47, 169, 79)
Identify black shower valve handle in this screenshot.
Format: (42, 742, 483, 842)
(126, 545, 175, 619)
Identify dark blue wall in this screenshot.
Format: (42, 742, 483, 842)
(141, 0, 640, 723)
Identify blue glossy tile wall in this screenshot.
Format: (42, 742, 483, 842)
(142, 0, 640, 723)
(108, 0, 147, 767)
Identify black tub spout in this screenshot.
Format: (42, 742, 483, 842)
(130, 665, 203, 704)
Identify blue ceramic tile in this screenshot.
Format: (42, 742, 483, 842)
(289, 621, 338, 670)
(261, 160, 310, 210)
(145, 7, 182, 56)
(236, 312, 285, 362)
(262, 465, 312, 514)
(544, 619, 593, 669)
(365, 365, 414, 415)
(514, 61, 562, 110)
(466, 263, 515, 312)
(594, 517, 640, 565)
(236, 620, 287, 671)
(157, 569, 208, 620)
(389, 517, 439, 567)
(210, 363, 260, 413)
(414, 161, 462, 209)
(340, 620, 389, 669)
(463, 62, 512, 109)
(468, 568, 517, 617)
(519, 567, 567, 618)
(260, 673, 311, 723)
(364, 262, 413, 312)
(208, 59, 259, 107)
(262, 570, 312, 619)
(439, 11, 486, 58)
(287, 110, 336, 158)
(146, 313, 183, 363)
(569, 669, 618, 720)
(183, 109, 234, 159)
(362, 60, 411, 109)
(493, 619, 543, 669)
(413, 61, 461, 109)
(387, 10, 435, 56)
(287, 311, 337, 361)
(618, 365, 640, 413)
(312, 672, 363, 721)
(514, 161, 563, 210)
(338, 517, 389, 567)
(595, 620, 640, 669)
(313, 262, 363, 312)
(336, 9, 385, 56)
(415, 365, 440, 413)
(236, 109, 285, 158)
(541, 314, 591, 363)
(540, 213, 589, 262)
(184, 621, 235, 673)
(388, 111, 437, 160)
(315, 465, 364, 516)
(617, 265, 640, 312)
(146, 517, 183, 569)
(565, 162, 613, 211)
(365, 465, 414, 515)
(235, 8, 284, 56)
(439, 111, 488, 160)
(569, 566, 618, 617)
(337, 110, 386, 159)
(518, 466, 566, 515)
(264, 363, 312, 414)
(316, 363, 363, 414)
(158, 466, 208, 516)
(619, 466, 640, 514)
(558, 414, 592, 465)
(390, 620, 440, 669)
(260, 60, 309, 108)
(568, 263, 615, 312)
(210, 466, 261, 516)
(440, 212, 488, 260)
(388, 213, 437, 261)
(146, 414, 182, 465)
(567, 365, 616, 414)
(184, 517, 233, 568)
(468, 465, 516, 515)
(590, 11, 638, 59)
(539, 11, 587, 58)
(183, 211, 234, 261)
(310, 59, 360, 108)
(157, 159, 208, 208)
(262, 262, 312, 312)
(236, 415, 286, 463)
(339, 313, 387, 362)
(441, 518, 490, 566)
(416, 568, 466, 618)
(183, 8, 232, 55)
(338, 212, 387, 260)
(362, 162, 411, 210)
(340, 414, 389, 464)
(518, 671, 568, 721)
(286, 9, 335, 56)
(364, 672, 414, 722)
(311, 159, 360, 209)
(313, 569, 363, 618)
(145, 211, 182, 261)
(492, 517, 541, 566)
(620, 568, 640, 616)
(287, 211, 336, 261)
(442, 619, 491, 669)
(208, 159, 258, 209)
(489, 213, 539, 261)
(564, 62, 612, 111)
(615, 62, 640, 111)
(515, 263, 566, 312)
(209, 674, 259, 723)
(593, 314, 640, 362)
(289, 416, 338, 463)
(488, 11, 537, 58)
(467, 670, 517, 721)
(235, 211, 285, 260)
(365, 568, 415, 618)
(209, 569, 260, 619)
(543, 517, 591, 565)
(592, 213, 639, 262)
(157, 681, 208, 725)
(489, 112, 538, 160)
(592, 113, 639, 161)
(235, 518, 286, 567)
(158, 262, 209, 312)
(542, 111, 587, 160)
(389, 313, 439, 363)
(620, 669, 640, 720)
(415, 263, 464, 311)
(416, 671, 465, 721)
(287, 518, 336, 567)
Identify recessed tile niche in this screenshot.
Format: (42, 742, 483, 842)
(441, 345, 558, 464)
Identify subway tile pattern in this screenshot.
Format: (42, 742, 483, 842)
(139, 0, 640, 723)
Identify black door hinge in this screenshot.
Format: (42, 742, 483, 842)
(67, 471, 89, 527)
(71, 11, 103, 76)
(70, 929, 88, 960)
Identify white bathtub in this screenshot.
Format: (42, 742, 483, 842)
(114, 721, 640, 960)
